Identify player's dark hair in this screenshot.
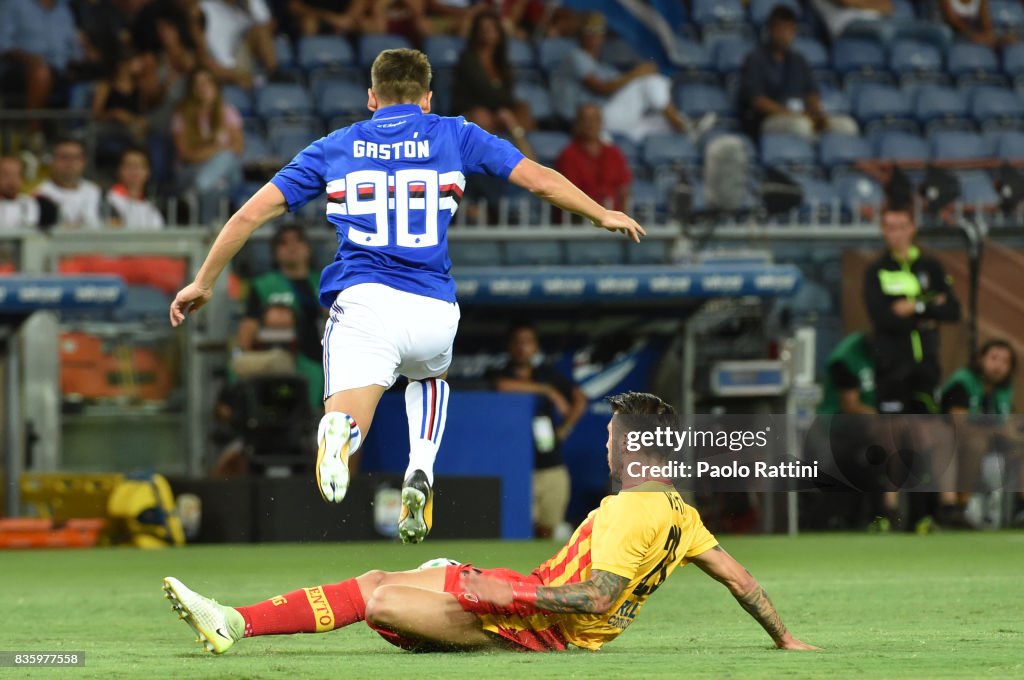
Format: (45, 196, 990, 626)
(467, 10, 510, 85)
(607, 391, 676, 415)
(371, 49, 432, 104)
(973, 338, 1017, 386)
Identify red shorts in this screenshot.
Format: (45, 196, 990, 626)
(366, 564, 568, 653)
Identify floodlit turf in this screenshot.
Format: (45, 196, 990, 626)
(2, 532, 1023, 679)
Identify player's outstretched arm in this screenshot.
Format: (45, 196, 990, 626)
(169, 183, 287, 327)
(690, 546, 819, 651)
(507, 158, 646, 243)
(462, 569, 628, 615)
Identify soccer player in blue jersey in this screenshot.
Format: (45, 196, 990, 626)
(169, 49, 646, 543)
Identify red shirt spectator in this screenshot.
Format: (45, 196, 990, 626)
(556, 103, 631, 212)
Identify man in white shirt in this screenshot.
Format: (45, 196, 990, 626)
(37, 138, 103, 228)
(199, 0, 277, 86)
(810, 0, 892, 40)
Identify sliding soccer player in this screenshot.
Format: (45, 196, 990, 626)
(168, 48, 645, 543)
(164, 392, 816, 653)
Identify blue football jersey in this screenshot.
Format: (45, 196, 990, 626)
(271, 104, 525, 306)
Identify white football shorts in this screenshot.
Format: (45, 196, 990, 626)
(322, 283, 460, 398)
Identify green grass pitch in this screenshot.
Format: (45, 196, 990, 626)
(2, 532, 1022, 679)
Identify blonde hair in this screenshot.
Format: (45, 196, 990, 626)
(371, 49, 432, 104)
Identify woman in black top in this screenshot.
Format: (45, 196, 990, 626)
(452, 10, 535, 160)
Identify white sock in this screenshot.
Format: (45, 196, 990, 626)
(404, 378, 449, 485)
(318, 411, 362, 456)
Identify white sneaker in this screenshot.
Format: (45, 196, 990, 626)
(316, 412, 353, 503)
(162, 577, 244, 655)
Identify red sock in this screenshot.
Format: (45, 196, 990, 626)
(236, 578, 365, 637)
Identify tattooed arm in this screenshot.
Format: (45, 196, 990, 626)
(461, 569, 629, 615)
(690, 546, 818, 650)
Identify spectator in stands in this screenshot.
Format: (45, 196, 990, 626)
(37, 139, 104, 228)
(818, 331, 877, 416)
(0, 0, 83, 142)
(198, 0, 278, 87)
(286, 0, 378, 36)
(941, 339, 1024, 525)
(810, 0, 892, 40)
(0, 155, 57, 230)
(451, 10, 536, 160)
(71, 0, 143, 76)
(556, 104, 631, 213)
(172, 66, 244, 223)
(106, 147, 166, 229)
(940, 0, 1016, 47)
(739, 6, 859, 141)
(92, 47, 150, 167)
(361, 0, 434, 47)
(237, 223, 324, 410)
(489, 322, 587, 539)
(132, 0, 201, 102)
(553, 12, 711, 143)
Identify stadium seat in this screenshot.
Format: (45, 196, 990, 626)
(676, 83, 733, 119)
(449, 241, 502, 267)
(600, 36, 640, 70)
(692, 0, 744, 27)
(853, 84, 914, 128)
(796, 176, 841, 220)
(872, 131, 930, 162)
(970, 86, 1024, 130)
(298, 36, 355, 72)
(711, 35, 751, 74)
(538, 37, 577, 73)
(507, 37, 535, 68)
(818, 86, 851, 115)
(792, 37, 828, 70)
(819, 133, 871, 171)
(626, 240, 669, 265)
(513, 82, 553, 122)
(749, 0, 800, 24)
(256, 83, 314, 119)
(221, 85, 253, 117)
(834, 172, 884, 212)
(996, 130, 1024, 160)
(316, 79, 367, 120)
(641, 133, 699, 173)
(891, 0, 917, 20)
(1002, 42, 1024, 76)
(948, 43, 999, 78)
(760, 133, 814, 169)
(888, 39, 943, 77)
(113, 285, 172, 323)
(269, 123, 318, 160)
(832, 38, 886, 75)
(674, 37, 713, 75)
(565, 241, 625, 266)
(241, 132, 274, 166)
(913, 85, 970, 128)
(358, 34, 412, 67)
(274, 35, 295, 69)
(525, 130, 571, 166)
(930, 130, 991, 160)
(957, 171, 999, 209)
(629, 179, 666, 220)
(611, 134, 640, 168)
(504, 241, 564, 266)
(990, 0, 1024, 32)
(424, 35, 464, 70)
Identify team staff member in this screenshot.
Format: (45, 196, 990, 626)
(818, 331, 876, 416)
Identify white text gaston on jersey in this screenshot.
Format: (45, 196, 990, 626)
(353, 137, 430, 160)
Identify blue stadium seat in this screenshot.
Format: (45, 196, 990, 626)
(240, 132, 273, 166)
(749, 0, 800, 25)
(626, 240, 669, 265)
(676, 83, 733, 118)
(538, 37, 577, 73)
(221, 85, 253, 117)
(507, 37, 535, 68)
(298, 36, 355, 71)
(674, 37, 714, 79)
(930, 130, 991, 160)
(796, 176, 841, 220)
(424, 35, 464, 70)
(853, 84, 913, 126)
(873, 131, 930, 162)
(275, 35, 295, 69)
(505, 241, 564, 266)
(641, 133, 699, 172)
(449, 241, 502, 267)
(991, 0, 1024, 32)
(525, 130, 571, 166)
(834, 173, 883, 212)
(913, 85, 966, 127)
(358, 34, 412, 67)
(565, 241, 625, 266)
(692, 0, 744, 27)
(268, 121, 319, 160)
(629, 179, 666, 218)
(316, 80, 367, 120)
(818, 86, 851, 115)
(760, 133, 814, 169)
(792, 37, 828, 70)
(832, 38, 886, 75)
(819, 132, 871, 170)
(513, 82, 553, 121)
(712, 35, 751, 74)
(113, 285, 172, 323)
(957, 171, 998, 209)
(611, 134, 640, 167)
(891, 0, 917, 20)
(970, 86, 1024, 129)
(996, 131, 1024, 160)
(888, 39, 943, 77)
(948, 43, 999, 78)
(1002, 42, 1024, 76)
(600, 36, 640, 70)
(256, 83, 314, 119)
